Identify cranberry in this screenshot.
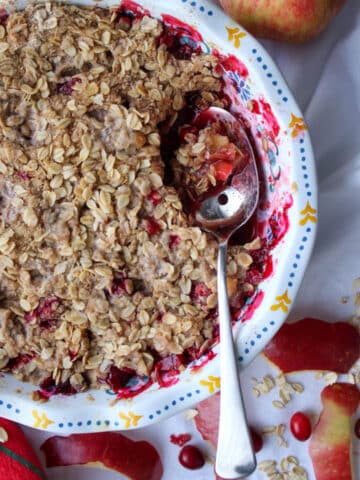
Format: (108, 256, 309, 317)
(143, 217, 161, 235)
(169, 234, 180, 250)
(16, 171, 32, 181)
(6, 354, 33, 372)
(110, 273, 133, 296)
(179, 445, 205, 470)
(38, 377, 77, 399)
(57, 77, 82, 95)
(24, 297, 62, 330)
(154, 354, 182, 388)
(0, 9, 8, 26)
(355, 418, 360, 439)
(170, 433, 192, 447)
(147, 190, 162, 206)
(191, 283, 212, 306)
(250, 427, 263, 453)
(290, 412, 312, 441)
(105, 366, 135, 392)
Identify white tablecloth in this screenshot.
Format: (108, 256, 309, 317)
(24, 1, 360, 478)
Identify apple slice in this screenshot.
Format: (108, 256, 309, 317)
(41, 432, 163, 480)
(0, 417, 46, 480)
(309, 383, 360, 480)
(263, 318, 360, 373)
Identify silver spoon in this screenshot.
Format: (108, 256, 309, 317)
(194, 107, 259, 479)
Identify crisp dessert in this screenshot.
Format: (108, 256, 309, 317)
(0, 2, 260, 397)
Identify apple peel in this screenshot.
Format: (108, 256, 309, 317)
(309, 383, 360, 480)
(263, 318, 360, 373)
(0, 417, 46, 480)
(41, 432, 163, 480)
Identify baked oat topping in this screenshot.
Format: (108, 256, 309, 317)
(0, 2, 259, 396)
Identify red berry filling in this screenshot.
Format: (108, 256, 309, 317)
(160, 16, 204, 61)
(191, 283, 211, 306)
(24, 297, 63, 330)
(105, 366, 151, 399)
(154, 354, 184, 388)
(113, 0, 150, 26)
(57, 77, 82, 96)
(169, 234, 180, 250)
(143, 217, 161, 235)
(147, 190, 162, 206)
(6, 353, 34, 372)
(110, 273, 133, 296)
(16, 171, 32, 180)
(38, 377, 77, 399)
(0, 9, 8, 26)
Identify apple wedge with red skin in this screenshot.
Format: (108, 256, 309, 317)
(309, 383, 360, 480)
(41, 432, 163, 480)
(263, 318, 360, 374)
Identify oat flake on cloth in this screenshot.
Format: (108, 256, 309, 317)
(24, 1, 360, 478)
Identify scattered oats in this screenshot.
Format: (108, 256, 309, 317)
(324, 372, 338, 385)
(272, 400, 285, 409)
(183, 409, 198, 421)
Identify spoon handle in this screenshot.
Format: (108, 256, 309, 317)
(215, 241, 257, 479)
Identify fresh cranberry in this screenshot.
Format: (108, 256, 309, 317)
(143, 217, 161, 235)
(105, 366, 135, 392)
(191, 283, 212, 306)
(290, 412, 312, 441)
(170, 433, 192, 447)
(250, 427, 263, 453)
(355, 418, 360, 439)
(110, 273, 132, 296)
(38, 377, 77, 399)
(57, 77, 82, 96)
(16, 171, 32, 180)
(169, 234, 180, 250)
(147, 190, 162, 206)
(179, 445, 205, 470)
(24, 297, 62, 330)
(6, 354, 34, 372)
(0, 9, 8, 26)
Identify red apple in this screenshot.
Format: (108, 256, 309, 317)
(219, 0, 346, 43)
(309, 383, 360, 480)
(41, 432, 163, 480)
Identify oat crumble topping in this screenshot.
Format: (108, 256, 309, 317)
(0, 2, 258, 396)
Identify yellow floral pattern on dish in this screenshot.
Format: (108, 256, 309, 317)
(299, 201, 317, 225)
(119, 411, 143, 428)
(200, 375, 221, 394)
(226, 26, 247, 48)
(32, 410, 54, 429)
(289, 114, 308, 137)
(270, 290, 291, 313)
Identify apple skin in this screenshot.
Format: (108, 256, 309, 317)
(309, 383, 360, 480)
(218, 0, 346, 43)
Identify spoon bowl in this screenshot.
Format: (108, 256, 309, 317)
(193, 107, 259, 479)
